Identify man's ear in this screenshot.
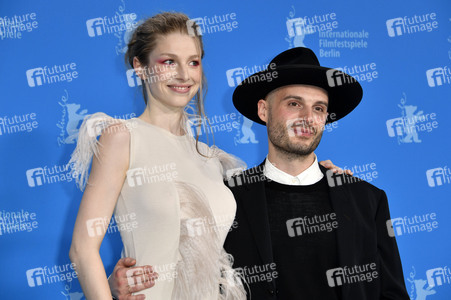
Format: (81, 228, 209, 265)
(257, 99, 268, 123)
(133, 57, 146, 80)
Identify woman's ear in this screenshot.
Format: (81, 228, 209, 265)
(133, 57, 146, 80)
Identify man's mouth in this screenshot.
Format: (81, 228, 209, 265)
(291, 124, 316, 136)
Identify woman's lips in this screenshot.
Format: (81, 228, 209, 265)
(168, 85, 191, 93)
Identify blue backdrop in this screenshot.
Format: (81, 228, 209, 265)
(1, 0, 450, 299)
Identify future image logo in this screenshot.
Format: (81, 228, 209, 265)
(386, 13, 438, 37)
(386, 213, 438, 237)
(26, 68, 44, 87)
(286, 11, 338, 38)
(286, 17, 313, 37)
(225, 63, 276, 87)
(26, 268, 45, 287)
(284, 6, 311, 49)
(327, 63, 378, 86)
(26, 168, 45, 187)
(186, 18, 203, 36)
(86, 218, 107, 237)
(0, 13, 38, 40)
(225, 165, 269, 187)
(325, 170, 361, 187)
(186, 13, 238, 37)
(127, 168, 145, 187)
(426, 167, 451, 187)
(231, 263, 278, 286)
(126, 69, 142, 87)
(0, 113, 38, 136)
(426, 267, 451, 287)
(26, 63, 79, 87)
(126, 164, 178, 187)
(0, 210, 38, 236)
(186, 113, 240, 138)
(286, 213, 338, 237)
(25, 163, 77, 188)
(126, 64, 176, 87)
(426, 67, 451, 87)
(26, 263, 78, 287)
(86, 213, 138, 237)
(226, 68, 245, 87)
(326, 263, 378, 287)
(86, 13, 138, 38)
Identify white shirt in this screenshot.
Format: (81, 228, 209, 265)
(263, 154, 324, 186)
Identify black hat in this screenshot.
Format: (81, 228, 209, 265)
(232, 47, 363, 125)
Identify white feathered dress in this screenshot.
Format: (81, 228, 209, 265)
(69, 113, 247, 300)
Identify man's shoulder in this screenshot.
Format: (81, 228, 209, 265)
(320, 165, 382, 193)
(224, 163, 267, 190)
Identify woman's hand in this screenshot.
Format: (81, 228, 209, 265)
(319, 159, 353, 176)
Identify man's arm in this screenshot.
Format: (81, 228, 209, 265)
(375, 190, 410, 299)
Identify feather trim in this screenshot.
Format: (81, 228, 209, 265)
(68, 112, 126, 191)
(210, 146, 247, 180)
(172, 182, 247, 300)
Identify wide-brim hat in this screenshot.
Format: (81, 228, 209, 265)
(232, 47, 363, 125)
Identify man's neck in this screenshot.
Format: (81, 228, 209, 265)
(267, 149, 316, 177)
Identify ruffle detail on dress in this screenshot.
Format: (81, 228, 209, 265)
(172, 182, 247, 300)
(210, 146, 247, 180)
(68, 112, 126, 191)
(181, 111, 247, 179)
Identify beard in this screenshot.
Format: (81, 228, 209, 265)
(267, 111, 324, 161)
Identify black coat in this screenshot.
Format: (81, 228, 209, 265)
(223, 161, 409, 300)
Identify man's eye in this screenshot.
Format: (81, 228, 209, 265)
(289, 102, 299, 107)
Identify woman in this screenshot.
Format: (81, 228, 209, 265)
(69, 12, 247, 299)
(69, 12, 344, 299)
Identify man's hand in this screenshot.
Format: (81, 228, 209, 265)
(108, 257, 158, 300)
(319, 160, 353, 176)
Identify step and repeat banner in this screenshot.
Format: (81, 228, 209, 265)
(1, 0, 450, 299)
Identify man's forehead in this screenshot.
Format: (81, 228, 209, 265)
(267, 84, 329, 101)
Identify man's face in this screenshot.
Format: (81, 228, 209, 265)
(257, 84, 329, 158)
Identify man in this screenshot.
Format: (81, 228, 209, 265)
(108, 47, 409, 299)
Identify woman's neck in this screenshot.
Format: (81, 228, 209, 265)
(139, 106, 185, 136)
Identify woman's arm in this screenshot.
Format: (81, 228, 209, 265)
(69, 124, 130, 300)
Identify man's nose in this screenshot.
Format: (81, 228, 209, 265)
(299, 107, 315, 124)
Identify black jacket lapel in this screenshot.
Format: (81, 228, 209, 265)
(238, 161, 275, 267)
(320, 165, 355, 299)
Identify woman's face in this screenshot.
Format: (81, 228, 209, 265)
(140, 32, 202, 111)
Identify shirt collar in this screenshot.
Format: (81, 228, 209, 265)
(263, 154, 324, 186)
